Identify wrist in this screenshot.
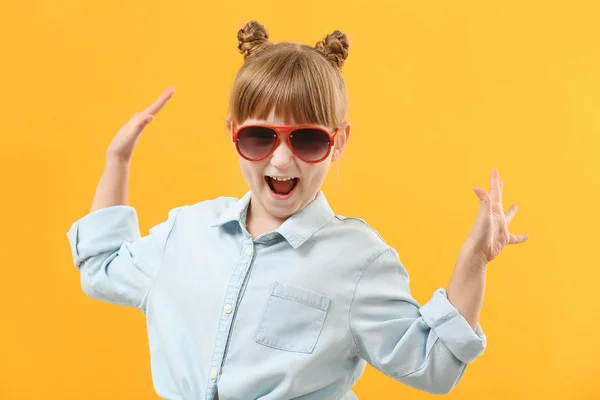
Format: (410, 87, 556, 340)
(105, 154, 131, 170)
(456, 249, 488, 274)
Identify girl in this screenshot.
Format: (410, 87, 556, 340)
(67, 20, 528, 400)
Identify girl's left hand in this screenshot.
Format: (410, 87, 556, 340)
(461, 168, 529, 266)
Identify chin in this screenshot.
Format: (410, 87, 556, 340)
(264, 188, 302, 214)
(253, 182, 305, 217)
(246, 173, 320, 219)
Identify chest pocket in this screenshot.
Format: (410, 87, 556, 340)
(255, 282, 330, 354)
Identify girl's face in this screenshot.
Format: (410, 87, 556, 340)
(229, 108, 350, 221)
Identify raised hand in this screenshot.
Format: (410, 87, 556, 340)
(462, 168, 529, 266)
(106, 87, 175, 162)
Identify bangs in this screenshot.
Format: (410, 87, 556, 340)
(229, 44, 345, 129)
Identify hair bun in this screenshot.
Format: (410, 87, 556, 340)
(237, 20, 272, 60)
(315, 30, 349, 69)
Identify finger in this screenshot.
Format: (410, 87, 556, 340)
(122, 112, 155, 138)
(505, 204, 518, 224)
(143, 86, 175, 116)
(490, 168, 501, 204)
(139, 113, 155, 127)
(124, 111, 150, 127)
(473, 187, 491, 212)
(499, 178, 504, 204)
(509, 233, 528, 244)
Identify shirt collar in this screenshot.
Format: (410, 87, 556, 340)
(210, 191, 253, 229)
(210, 191, 335, 249)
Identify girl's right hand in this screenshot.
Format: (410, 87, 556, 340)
(106, 87, 175, 162)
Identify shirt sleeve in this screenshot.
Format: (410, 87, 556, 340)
(66, 205, 183, 310)
(349, 247, 487, 395)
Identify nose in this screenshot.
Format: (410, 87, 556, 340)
(270, 138, 294, 169)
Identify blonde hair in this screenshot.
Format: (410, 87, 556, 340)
(229, 20, 350, 130)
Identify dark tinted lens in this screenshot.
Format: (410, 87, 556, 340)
(237, 127, 277, 160)
(289, 129, 331, 161)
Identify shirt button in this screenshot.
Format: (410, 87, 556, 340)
(210, 369, 217, 380)
(245, 247, 253, 256)
(224, 304, 232, 314)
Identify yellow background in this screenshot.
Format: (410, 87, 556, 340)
(0, 0, 598, 398)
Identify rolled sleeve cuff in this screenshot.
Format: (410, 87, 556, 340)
(66, 206, 141, 269)
(419, 288, 487, 364)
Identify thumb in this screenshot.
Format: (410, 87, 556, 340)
(140, 114, 155, 129)
(136, 112, 155, 127)
(128, 113, 155, 138)
(473, 187, 491, 212)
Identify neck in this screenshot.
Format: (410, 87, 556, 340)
(245, 197, 287, 239)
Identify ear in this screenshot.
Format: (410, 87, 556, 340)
(331, 122, 351, 162)
(225, 115, 233, 135)
(226, 116, 239, 152)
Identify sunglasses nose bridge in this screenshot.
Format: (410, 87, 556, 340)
(273, 126, 293, 134)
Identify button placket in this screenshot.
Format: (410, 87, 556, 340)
(206, 240, 256, 399)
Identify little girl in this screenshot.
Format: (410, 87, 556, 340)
(67, 20, 528, 400)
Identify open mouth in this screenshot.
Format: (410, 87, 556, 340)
(265, 176, 299, 198)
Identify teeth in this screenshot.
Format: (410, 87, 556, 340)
(270, 176, 296, 181)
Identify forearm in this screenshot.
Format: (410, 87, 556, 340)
(446, 251, 487, 331)
(351, 248, 487, 395)
(90, 157, 131, 212)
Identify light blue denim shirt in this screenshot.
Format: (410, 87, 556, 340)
(66, 191, 486, 400)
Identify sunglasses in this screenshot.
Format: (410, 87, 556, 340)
(232, 124, 339, 163)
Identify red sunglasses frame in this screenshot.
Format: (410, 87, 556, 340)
(231, 123, 339, 163)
